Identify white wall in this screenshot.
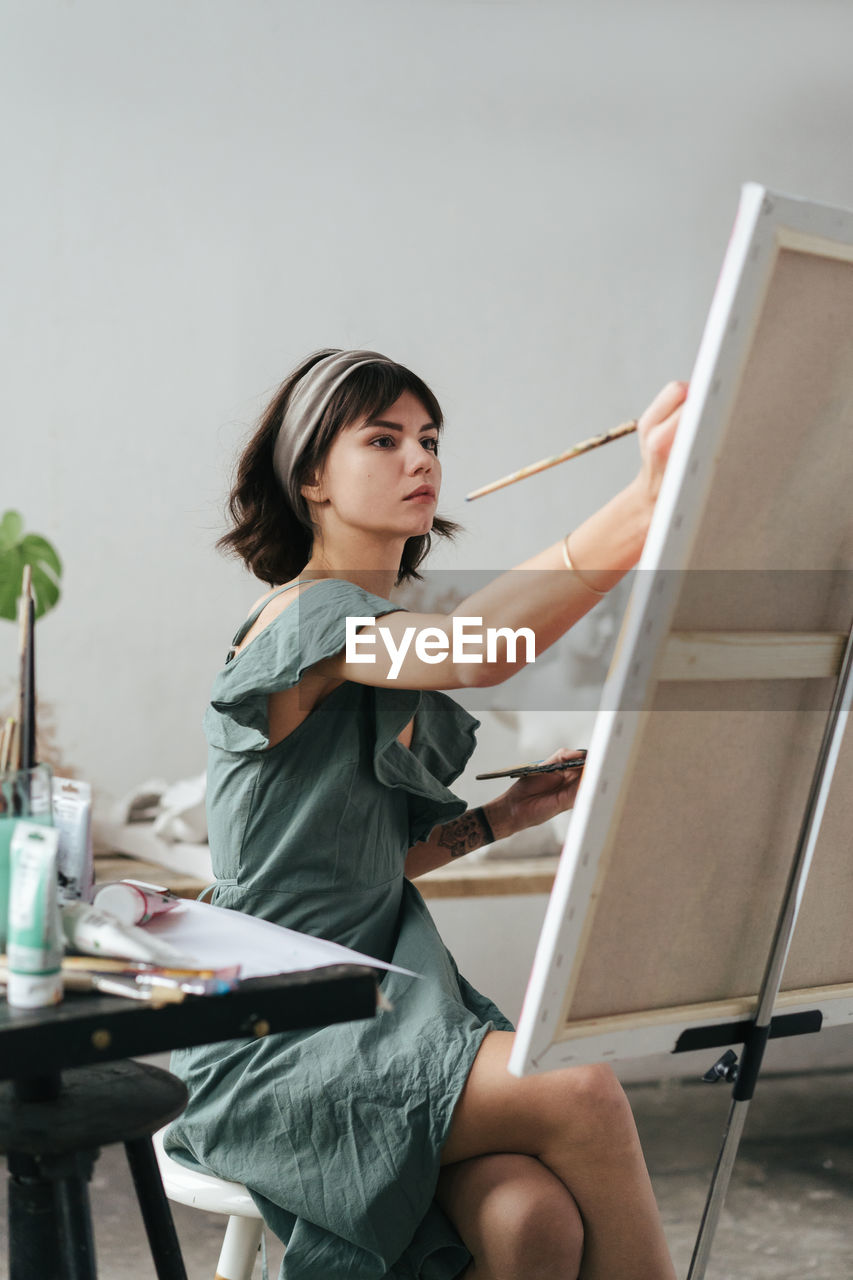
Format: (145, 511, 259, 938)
(3, 0, 853, 1065)
(5, 0, 853, 799)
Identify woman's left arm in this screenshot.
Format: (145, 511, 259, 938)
(404, 747, 584, 879)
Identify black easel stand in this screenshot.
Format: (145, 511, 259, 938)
(675, 614, 853, 1280)
(0, 1060, 189, 1280)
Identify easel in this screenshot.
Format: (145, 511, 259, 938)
(682, 614, 853, 1278)
(507, 182, 853, 1277)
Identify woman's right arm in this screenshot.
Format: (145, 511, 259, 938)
(315, 380, 688, 691)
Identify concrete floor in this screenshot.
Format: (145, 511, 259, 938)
(1, 1064, 850, 1279)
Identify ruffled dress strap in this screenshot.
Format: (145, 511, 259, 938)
(224, 579, 317, 665)
(205, 577, 410, 754)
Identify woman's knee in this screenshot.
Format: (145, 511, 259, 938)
(541, 1063, 638, 1154)
(440, 1033, 637, 1170)
(497, 1167, 584, 1278)
(474, 1155, 584, 1279)
(438, 1154, 584, 1280)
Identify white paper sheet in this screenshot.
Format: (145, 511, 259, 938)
(142, 898, 420, 980)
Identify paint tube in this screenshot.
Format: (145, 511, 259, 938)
(59, 900, 194, 967)
(7, 822, 64, 1007)
(92, 879, 180, 926)
(52, 777, 94, 903)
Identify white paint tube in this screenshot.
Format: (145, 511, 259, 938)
(52, 777, 94, 903)
(59, 901, 194, 967)
(7, 822, 64, 1007)
(92, 879, 180, 926)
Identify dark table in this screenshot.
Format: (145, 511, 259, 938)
(0, 964, 377, 1279)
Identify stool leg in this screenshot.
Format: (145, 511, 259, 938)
(54, 1151, 98, 1280)
(215, 1215, 263, 1280)
(8, 1149, 98, 1280)
(124, 1136, 188, 1280)
(8, 1151, 63, 1280)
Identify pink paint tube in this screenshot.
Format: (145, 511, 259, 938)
(92, 879, 181, 927)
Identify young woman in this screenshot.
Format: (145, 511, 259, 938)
(166, 348, 687, 1280)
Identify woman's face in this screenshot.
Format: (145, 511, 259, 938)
(304, 389, 441, 544)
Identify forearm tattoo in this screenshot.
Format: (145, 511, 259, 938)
(436, 806, 495, 859)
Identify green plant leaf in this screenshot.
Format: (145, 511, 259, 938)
(30, 565, 62, 618)
(0, 510, 24, 553)
(21, 534, 62, 581)
(0, 516, 63, 621)
(0, 547, 24, 621)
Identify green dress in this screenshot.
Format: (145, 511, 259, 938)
(165, 577, 514, 1279)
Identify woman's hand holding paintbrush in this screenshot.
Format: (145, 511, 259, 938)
(478, 747, 587, 836)
(633, 380, 689, 503)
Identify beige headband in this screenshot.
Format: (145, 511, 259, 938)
(272, 348, 395, 515)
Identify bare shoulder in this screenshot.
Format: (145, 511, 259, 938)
(232, 579, 322, 658)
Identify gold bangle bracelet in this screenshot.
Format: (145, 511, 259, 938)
(562, 533, 608, 597)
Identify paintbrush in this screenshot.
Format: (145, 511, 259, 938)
(0, 718, 14, 774)
(0, 961, 186, 1003)
(465, 418, 638, 501)
(476, 750, 587, 781)
(17, 566, 35, 770)
(0, 719, 13, 816)
(62, 955, 242, 994)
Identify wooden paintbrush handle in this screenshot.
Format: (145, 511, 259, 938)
(466, 418, 638, 501)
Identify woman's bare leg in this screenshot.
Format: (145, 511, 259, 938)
(436, 1153, 584, 1280)
(440, 1031, 675, 1280)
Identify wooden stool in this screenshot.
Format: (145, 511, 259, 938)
(152, 1128, 265, 1280)
(0, 1059, 189, 1280)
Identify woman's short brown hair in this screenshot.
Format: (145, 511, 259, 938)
(217, 349, 461, 587)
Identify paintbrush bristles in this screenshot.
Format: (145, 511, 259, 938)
(465, 418, 639, 501)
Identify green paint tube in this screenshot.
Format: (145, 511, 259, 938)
(7, 822, 64, 1007)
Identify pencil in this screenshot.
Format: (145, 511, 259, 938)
(465, 418, 638, 501)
